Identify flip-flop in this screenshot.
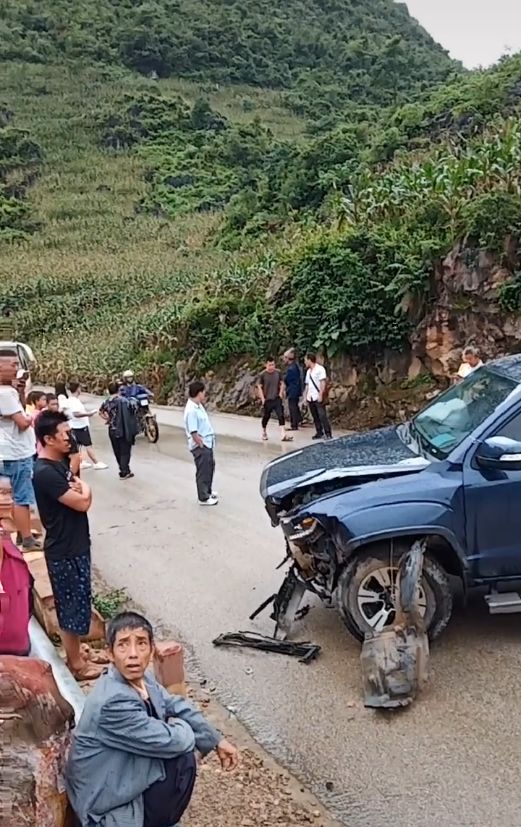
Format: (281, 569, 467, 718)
(281, 436, 294, 442)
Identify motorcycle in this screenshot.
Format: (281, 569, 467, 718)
(135, 394, 159, 444)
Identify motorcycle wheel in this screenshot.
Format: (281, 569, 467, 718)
(144, 415, 159, 444)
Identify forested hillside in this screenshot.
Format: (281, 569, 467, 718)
(0, 0, 455, 115)
(1, 1, 521, 417)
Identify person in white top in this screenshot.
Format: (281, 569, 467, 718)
(456, 345, 484, 382)
(0, 349, 40, 549)
(65, 382, 108, 471)
(304, 352, 332, 440)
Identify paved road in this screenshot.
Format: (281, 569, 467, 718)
(85, 406, 521, 827)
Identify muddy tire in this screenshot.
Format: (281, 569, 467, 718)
(145, 415, 159, 444)
(337, 541, 453, 643)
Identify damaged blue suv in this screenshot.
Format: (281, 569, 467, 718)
(260, 354, 521, 641)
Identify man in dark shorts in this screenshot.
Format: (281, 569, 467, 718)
(66, 611, 238, 827)
(33, 410, 102, 680)
(257, 357, 293, 443)
(67, 381, 107, 471)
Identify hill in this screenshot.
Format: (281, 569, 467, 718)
(0, 0, 456, 115)
(2, 7, 521, 419)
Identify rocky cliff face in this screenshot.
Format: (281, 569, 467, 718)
(169, 238, 521, 429)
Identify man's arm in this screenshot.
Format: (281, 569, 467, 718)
(185, 409, 203, 448)
(58, 478, 92, 512)
(257, 376, 265, 404)
(0, 387, 32, 430)
(10, 411, 32, 431)
(161, 689, 221, 757)
(98, 694, 195, 758)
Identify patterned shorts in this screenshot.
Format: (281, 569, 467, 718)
(47, 554, 92, 636)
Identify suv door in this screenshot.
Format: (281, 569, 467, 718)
(463, 405, 521, 579)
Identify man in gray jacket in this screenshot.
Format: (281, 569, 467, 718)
(66, 611, 238, 826)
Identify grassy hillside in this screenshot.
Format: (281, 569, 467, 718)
(2, 8, 520, 401)
(0, 62, 296, 392)
(0, 0, 456, 115)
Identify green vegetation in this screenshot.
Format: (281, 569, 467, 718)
(1, 3, 521, 397)
(93, 588, 128, 619)
(0, 110, 42, 239)
(0, 0, 455, 116)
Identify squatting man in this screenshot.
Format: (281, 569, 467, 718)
(66, 611, 238, 826)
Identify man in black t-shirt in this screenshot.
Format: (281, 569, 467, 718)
(257, 357, 293, 443)
(33, 411, 102, 680)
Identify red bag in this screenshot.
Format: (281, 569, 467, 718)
(0, 534, 32, 656)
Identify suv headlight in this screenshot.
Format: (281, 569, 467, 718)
(285, 516, 318, 542)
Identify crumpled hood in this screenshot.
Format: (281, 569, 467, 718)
(261, 425, 428, 501)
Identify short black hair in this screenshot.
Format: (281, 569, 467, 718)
(189, 380, 205, 398)
(68, 380, 80, 394)
(265, 356, 275, 363)
(27, 390, 45, 406)
(35, 410, 69, 446)
(107, 381, 120, 395)
(46, 393, 58, 403)
(106, 611, 154, 648)
(305, 352, 317, 363)
(55, 381, 68, 397)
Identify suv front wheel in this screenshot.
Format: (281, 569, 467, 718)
(337, 541, 453, 642)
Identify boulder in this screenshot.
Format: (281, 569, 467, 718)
(0, 656, 75, 826)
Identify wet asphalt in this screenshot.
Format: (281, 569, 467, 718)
(85, 408, 521, 827)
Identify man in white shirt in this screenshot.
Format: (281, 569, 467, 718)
(66, 381, 107, 470)
(183, 381, 218, 506)
(456, 345, 484, 381)
(304, 352, 332, 441)
(0, 350, 40, 549)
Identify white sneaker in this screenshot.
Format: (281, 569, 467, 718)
(80, 461, 93, 470)
(199, 496, 219, 507)
(93, 462, 108, 470)
(211, 491, 219, 499)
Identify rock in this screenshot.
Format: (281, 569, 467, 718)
(0, 656, 74, 826)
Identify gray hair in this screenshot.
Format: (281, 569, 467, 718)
(462, 345, 480, 358)
(284, 348, 296, 360)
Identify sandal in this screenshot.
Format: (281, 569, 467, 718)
(281, 435, 294, 442)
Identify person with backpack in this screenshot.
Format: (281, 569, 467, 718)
(304, 352, 332, 441)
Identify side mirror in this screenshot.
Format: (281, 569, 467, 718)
(476, 437, 521, 471)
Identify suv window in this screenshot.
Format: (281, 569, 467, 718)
(494, 409, 521, 442)
(413, 368, 517, 459)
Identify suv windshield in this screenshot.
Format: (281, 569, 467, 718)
(413, 367, 518, 459)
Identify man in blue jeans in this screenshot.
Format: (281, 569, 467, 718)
(0, 350, 39, 549)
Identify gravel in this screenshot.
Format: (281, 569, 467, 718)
(186, 747, 333, 827)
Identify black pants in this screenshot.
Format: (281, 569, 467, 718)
(109, 433, 132, 476)
(192, 445, 215, 501)
(143, 750, 197, 827)
(309, 400, 332, 438)
(288, 398, 301, 430)
(262, 398, 285, 428)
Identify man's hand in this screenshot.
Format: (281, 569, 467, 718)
(69, 478, 83, 494)
(216, 738, 239, 771)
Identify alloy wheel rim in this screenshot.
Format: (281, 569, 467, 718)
(357, 565, 427, 632)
